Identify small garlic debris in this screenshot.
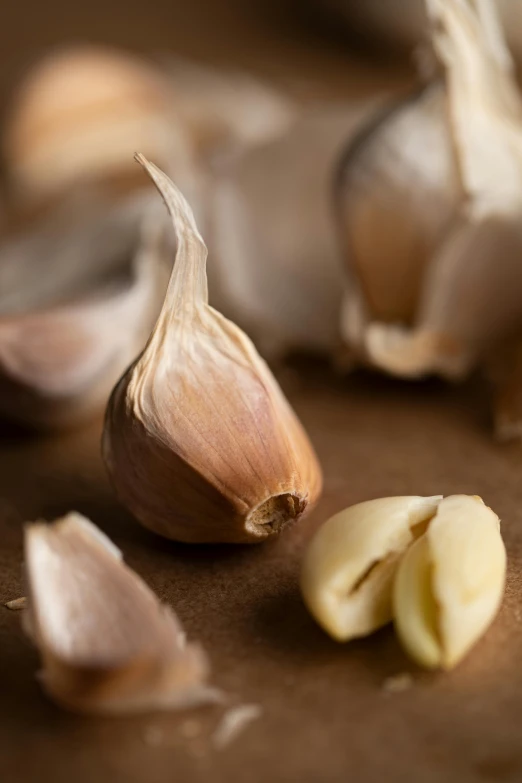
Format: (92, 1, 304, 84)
(394, 495, 506, 670)
(212, 704, 263, 750)
(103, 155, 322, 544)
(337, 0, 522, 403)
(4, 596, 27, 610)
(300, 496, 442, 641)
(24, 512, 209, 714)
(382, 673, 413, 694)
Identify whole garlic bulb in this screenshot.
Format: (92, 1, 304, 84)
(337, 0, 522, 381)
(103, 155, 322, 544)
(0, 186, 168, 428)
(3, 46, 190, 201)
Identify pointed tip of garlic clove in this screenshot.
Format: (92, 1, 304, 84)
(24, 512, 209, 714)
(103, 159, 322, 544)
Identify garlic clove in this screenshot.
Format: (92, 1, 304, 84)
(103, 155, 322, 544)
(24, 512, 209, 714)
(3, 45, 190, 201)
(394, 495, 506, 669)
(300, 495, 442, 641)
(337, 83, 460, 330)
(338, 0, 522, 382)
(0, 187, 169, 428)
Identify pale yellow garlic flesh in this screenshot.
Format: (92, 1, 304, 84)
(103, 155, 322, 544)
(24, 513, 208, 713)
(300, 496, 442, 641)
(394, 495, 506, 669)
(338, 0, 522, 382)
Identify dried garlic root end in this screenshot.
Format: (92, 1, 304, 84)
(394, 495, 506, 670)
(24, 512, 209, 714)
(300, 496, 442, 642)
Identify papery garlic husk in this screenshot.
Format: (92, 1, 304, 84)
(3, 45, 192, 201)
(103, 155, 322, 544)
(337, 0, 522, 382)
(24, 513, 209, 714)
(0, 185, 169, 428)
(208, 103, 387, 359)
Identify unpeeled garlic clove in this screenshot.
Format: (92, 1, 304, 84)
(0, 186, 169, 428)
(300, 495, 441, 641)
(3, 45, 192, 201)
(103, 155, 322, 544)
(394, 495, 506, 669)
(24, 513, 209, 714)
(337, 0, 522, 381)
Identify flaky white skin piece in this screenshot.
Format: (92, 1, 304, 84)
(338, 0, 522, 388)
(300, 496, 442, 641)
(24, 513, 209, 714)
(394, 495, 506, 669)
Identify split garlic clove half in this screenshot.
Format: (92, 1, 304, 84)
(3, 45, 190, 202)
(300, 496, 442, 641)
(103, 155, 322, 544)
(24, 513, 209, 714)
(394, 495, 506, 669)
(337, 0, 522, 381)
(0, 187, 169, 428)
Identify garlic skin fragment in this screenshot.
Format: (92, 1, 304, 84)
(300, 496, 441, 641)
(0, 190, 168, 428)
(337, 0, 522, 382)
(394, 495, 506, 670)
(24, 513, 208, 714)
(103, 155, 322, 544)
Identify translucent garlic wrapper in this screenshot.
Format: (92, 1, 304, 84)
(103, 156, 322, 544)
(337, 0, 522, 396)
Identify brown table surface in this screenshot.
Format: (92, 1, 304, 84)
(2, 368, 522, 783)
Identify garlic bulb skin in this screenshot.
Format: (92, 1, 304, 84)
(0, 189, 168, 429)
(103, 156, 322, 544)
(3, 46, 189, 201)
(337, 0, 522, 381)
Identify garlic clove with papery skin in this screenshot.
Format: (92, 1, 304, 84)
(24, 513, 209, 714)
(0, 185, 169, 429)
(103, 155, 322, 544)
(337, 0, 522, 383)
(3, 46, 188, 202)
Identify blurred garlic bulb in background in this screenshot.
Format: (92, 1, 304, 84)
(337, 0, 522, 429)
(0, 186, 168, 428)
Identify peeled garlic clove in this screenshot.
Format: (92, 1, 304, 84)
(394, 495, 506, 669)
(103, 155, 322, 544)
(0, 188, 168, 428)
(338, 0, 522, 381)
(3, 45, 190, 200)
(300, 495, 441, 641)
(210, 107, 384, 359)
(24, 513, 208, 714)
